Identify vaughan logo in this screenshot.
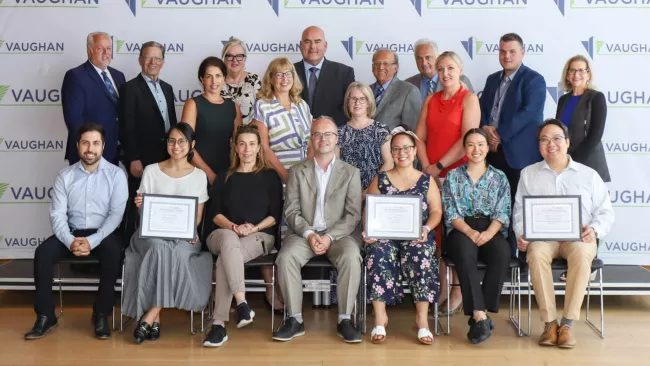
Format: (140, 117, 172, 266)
(604, 90, 650, 108)
(0, 40, 64, 54)
(427, 0, 528, 9)
(583, 36, 650, 60)
(0, 0, 99, 8)
(116, 40, 184, 54)
(546, 82, 566, 104)
(0, 138, 64, 151)
(603, 241, 650, 253)
(604, 141, 650, 155)
(0, 183, 54, 203)
(283, 0, 384, 9)
(611, 190, 650, 206)
(341, 36, 413, 60)
(125, 0, 241, 16)
(561, 0, 650, 14)
(0, 85, 60, 106)
(2, 235, 47, 247)
(221, 38, 300, 54)
(461, 36, 544, 60)
(173, 88, 203, 106)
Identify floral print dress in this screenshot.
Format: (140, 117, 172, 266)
(365, 172, 439, 305)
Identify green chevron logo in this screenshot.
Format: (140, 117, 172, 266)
(475, 39, 485, 53)
(116, 40, 125, 53)
(0, 138, 4, 145)
(0, 85, 9, 103)
(0, 40, 4, 49)
(0, 183, 8, 199)
(596, 40, 606, 54)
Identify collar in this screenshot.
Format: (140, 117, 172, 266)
(376, 77, 393, 91)
(314, 155, 336, 174)
(541, 155, 579, 173)
(303, 57, 325, 72)
(90, 60, 108, 75)
(500, 64, 522, 82)
(140, 72, 160, 83)
(77, 156, 108, 174)
(422, 73, 438, 83)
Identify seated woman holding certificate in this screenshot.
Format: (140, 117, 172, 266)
(202, 124, 283, 348)
(122, 122, 213, 345)
(363, 128, 442, 345)
(441, 128, 512, 344)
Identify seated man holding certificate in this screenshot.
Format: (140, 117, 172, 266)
(514, 119, 614, 349)
(273, 117, 363, 344)
(122, 122, 213, 345)
(24, 123, 128, 341)
(363, 128, 442, 345)
(202, 124, 283, 348)
(442, 128, 512, 344)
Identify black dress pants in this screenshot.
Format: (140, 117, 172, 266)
(33, 230, 122, 319)
(447, 217, 511, 316)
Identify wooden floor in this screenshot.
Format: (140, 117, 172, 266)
(1, 291, 650, 365)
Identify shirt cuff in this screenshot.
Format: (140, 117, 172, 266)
(303, 230, 315, 240)
(86, 233, 102, 249)
(61, 233, 76, 251)
(324, 234, 334, 243)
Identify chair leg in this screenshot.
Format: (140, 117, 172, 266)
(517, 267, 525, 336)
(433, 302, 440, 336)
(527, 271, 532, 337)
(271, 265, 275, 334)
(57, 264, 63, 318)
(444, 265, 451, 336)
(362, 265, 367, 334)
(120, 264, 125, 332)
(585, 268, 605, 338)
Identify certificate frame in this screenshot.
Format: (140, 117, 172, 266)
(139, 193, 198, 241)
(365, 194, 422, 240)
(523, 195, 582, 242)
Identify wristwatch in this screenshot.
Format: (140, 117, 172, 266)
(436, 161, 444, 171)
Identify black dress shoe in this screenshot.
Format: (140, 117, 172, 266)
(147, 322, 160, 341)
(337, 319, 361, 343)
(272, 317, 305, 341)
(468, 315, 495, 330)
(467, 318, 493, 344)
(92, 313, 111, 339)
(24, 315, 57, 340)
(134, 322, 151, 345)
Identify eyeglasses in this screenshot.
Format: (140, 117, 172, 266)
(225, 53, 246, 62)
(142, 56, 163, 63)
(539, 136, 566, 145)
(373, 61, 396, 68)
(349, 97, 368, 105)
(567, 68, 589, 75)
(273, 71, 293, 79)
(311, 132, 337, 139)
(391, 145, 415, 154)
(167, 138, 188, 147)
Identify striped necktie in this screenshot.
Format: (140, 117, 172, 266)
(428, 79, 435, 95)
(374, 85, 384, 106)
(101, 71, 118, 103)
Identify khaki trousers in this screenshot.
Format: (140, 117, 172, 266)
(526, 240, 597, 322)
(206, 229, 274, 321)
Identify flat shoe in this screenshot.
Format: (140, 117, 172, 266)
(370, 325, 386, 344)
(417, 328, 434, 345)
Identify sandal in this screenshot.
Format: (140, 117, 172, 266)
(370, 325, 387, 344)
(438, 299, 463, 317)
(417, 328, 434, 345)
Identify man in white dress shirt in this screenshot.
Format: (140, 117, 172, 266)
(514, 118, 614, 349)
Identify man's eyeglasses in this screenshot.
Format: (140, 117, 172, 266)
(391, 145, 415, 154)
(142, 56, 163, 63)
(311, 132, 337, 139)
(225, 54, 246, 62)
(167, 138, 188, 147)
(539, 136, 566, 145)
(373, 61, 396, 68)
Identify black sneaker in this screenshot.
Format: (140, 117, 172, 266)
(272, 317, 305, 341)
(235, 302, 255, 329)
(337, 319, 361, 343)
(147, 322, 160, 341)
(467, 318, 493, 344)
(203, 324, 228, 348)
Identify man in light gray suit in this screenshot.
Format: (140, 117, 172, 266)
(405, 38, 474, 101)
(273, 117, 363, 344)
(369, 48, 422, 131)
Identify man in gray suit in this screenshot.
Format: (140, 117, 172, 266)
(405, 38, 474, 101)
(369, 48, 422, 131)
(273, 117, 363, 344)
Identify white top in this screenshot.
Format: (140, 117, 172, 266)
(90, 61, 119, 97)
(513, 157, 614, 240)
(137, 163, 209, 203)
(303, 156, 336, 239)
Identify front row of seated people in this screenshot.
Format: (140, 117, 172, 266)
(25, 119, 614, 350)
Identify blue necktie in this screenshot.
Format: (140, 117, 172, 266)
(428, 79, 435, 95)
(308, 66, 318, 108)
(101, 71, 118, 103)
(374, 85, 384, 106)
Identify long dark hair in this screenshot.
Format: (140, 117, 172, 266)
(168, 122, 195, 162)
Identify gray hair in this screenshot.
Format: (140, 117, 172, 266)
(372, 48, 399, 66)
(222, 37, 248, 58)
(86, 31, 111, 50)
(314, 115, 336, 124)
(413, 38, 439, 55)
(140, 41, 165, 59)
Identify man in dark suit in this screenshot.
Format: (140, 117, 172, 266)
(294, 26, 355, 127)
(61, 32, 126, 166)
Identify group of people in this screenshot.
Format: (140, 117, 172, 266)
(23, 26, 614, 351)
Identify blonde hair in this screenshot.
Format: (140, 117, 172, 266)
(226, 124, 271, 181)
(343, 82, 376, 119)
(435, 51, 467, 89)
(561, 55, 594, 92)
(221, 37, 248, 58)
(256, 57, 303, 104)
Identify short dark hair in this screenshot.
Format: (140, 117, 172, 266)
(537, 118, 570, 140)
(139, 41, 165, 59)
(500, 33, 524, 48)
(198, 56, 227, 82)
(463, 128, 488, 146)
(77, 123, 105, 143)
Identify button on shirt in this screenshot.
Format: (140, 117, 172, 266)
(489, 67, 519, 128)
(303, 157, 336, 239)
(513, 157, 615, 240)
(141, 72, 171, 132)
(303, 58, 324, 88)
(50, 157, 128, 250)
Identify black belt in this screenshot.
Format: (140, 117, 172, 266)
(466, 214, 490, 220)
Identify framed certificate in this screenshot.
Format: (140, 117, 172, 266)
(139, 194, 198, 241)
(365, 194, 422, 240)
(523, 195, 582, 242)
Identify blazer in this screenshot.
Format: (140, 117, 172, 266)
(555, 89, 610, 182)
(61, 60, 126, 165)
(294, 58, 355, 127)
(405, 73, 475, 95)
(370, 77, 422, 132)
(479, 64, 546, 170)
(284, 158, 362, 241)
(118, 74, 177, 168)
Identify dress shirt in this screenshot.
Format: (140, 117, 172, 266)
(374, 79, 393, 97)
(141, 72, 171, 132)
(513, 156, 614, 240)
(90, 61, 119, 97)
(50, 157, 128, 250)
(419, 73, 439, 101)
(489, 66, 519, 128)
(303, 58, 325, 88)
(303, 156, 336, 240)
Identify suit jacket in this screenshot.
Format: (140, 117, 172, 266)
(555, 89, 610, 182)
(405, 73, 475, 95)
(370, 77, 422, 132)
(479, 64, 546, 170)
(61, 60, 126, 165)
(284, 158, 362, 241)
(294, 58, 355, 127)
(118, 74, 177, 169)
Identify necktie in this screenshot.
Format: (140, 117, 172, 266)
(374, 85, 384, 106)
(308, 66, 318, 107)
(101, 71, 118, 103)
(427, 79, 435, 95)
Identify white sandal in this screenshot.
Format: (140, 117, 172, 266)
(417, 328, 434, 345)
(371, 325, 386, 344)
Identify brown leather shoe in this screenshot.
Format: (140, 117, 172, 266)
(557, 324, 576, 349)
(539, 322, 559, 346)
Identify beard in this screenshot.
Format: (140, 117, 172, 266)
(81, 152, 101, 166)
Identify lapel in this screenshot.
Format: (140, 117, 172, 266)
(84, 60, 117, 105)
(300, 159, 317, 195)
(294, 61, 309, 102)
(137, 74, 165, 125)
(324, 159, 345, 202)
(569, 89, 593, 136)
(313, 58, 331, 100)
(503, 65, 526, 106)
(376, 77, 399, 115)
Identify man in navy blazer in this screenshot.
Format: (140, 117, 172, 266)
(61, 32, 126, 166)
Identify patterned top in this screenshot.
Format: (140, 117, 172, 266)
(253, 97, 312, 169)
(221, 72, 262, 124)
(378, 171, 435, 242)
(337, 121, 390, 190)
(442, 163, 511, 236)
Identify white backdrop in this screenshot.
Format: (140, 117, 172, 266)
(0, 0, 648, 264)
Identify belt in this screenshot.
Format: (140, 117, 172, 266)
(467, 214, 490, 220)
